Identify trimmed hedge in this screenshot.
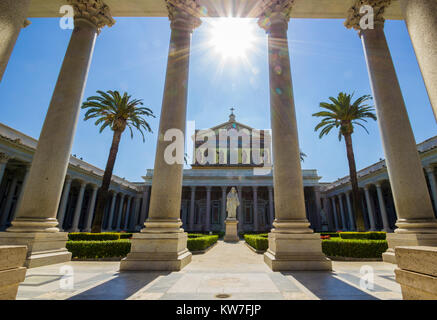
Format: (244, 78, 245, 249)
(68, 232, 120, 241)
(119, 233, 133, 239)
(339, 232, 386, 240)
(187, 235, 219, 251)
(322, 238, 388, 258)
(320, 232, 340, 238)
(66, 240, 131, 259)
(244, 234, 268, 251)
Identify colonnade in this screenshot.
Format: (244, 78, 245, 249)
(184, 185, 275, 232)
(0, 0, 435, 269)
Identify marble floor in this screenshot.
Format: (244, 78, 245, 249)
(16, 241, 402, 300)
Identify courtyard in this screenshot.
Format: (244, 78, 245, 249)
(17, 241, 401, 300)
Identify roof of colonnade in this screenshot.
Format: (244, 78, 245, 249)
(28, 0, 403, 19)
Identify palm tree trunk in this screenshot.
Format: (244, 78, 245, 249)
(91, 129, 123, 233)
(344, 133, 366, 232)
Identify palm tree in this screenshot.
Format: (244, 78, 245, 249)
(313, 92, 376, 232)
(82, 90, 155, 233)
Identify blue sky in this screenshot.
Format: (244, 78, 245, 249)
(0, 17, 435, 183)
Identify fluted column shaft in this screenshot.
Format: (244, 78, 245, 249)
(123, 196, 132, 230)
(338, 194, 347, 230)
(0, 154, 10, 184)
(237, 186, 243, 232)
(116, 195, 125, 230)
(130, 195, 141, 230)
(145, 7, 200, 233)
(401, 0, 437, 122)
(138, 186, 150, 227)
(12, 164, 31, 221)
(9, 7, 113, 232)
(106, 193, 117, 230)
(346, 191, 355, 231)
(0, 176, 18, 228)
(375, 182, 392, 232)
(205, 187, 211, 232)
(268, 186, 274, 227)
(57, 177, 72, 230)
(425, 166, 437, 211)
(330, 197, 339, 230)
(0, 0, 31, 82)
(364, 186, 376, 231)
(253, 186, 259, 231)
(313, 187, 322, 230)
(360, 23, 437, 232)
(262, 8, 310, 233)
(221, 186, 226, 228)
(84, 185, 98, 232)
(70, 181, 86, 232)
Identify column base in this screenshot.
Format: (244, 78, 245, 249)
(383, 232, 437, 264)
(120, 231, 192, 271)
(263, 232, 332, 271)
(0, 232, 71, 268)
(224, 219, 239, 242)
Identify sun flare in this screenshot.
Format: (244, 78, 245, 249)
(208, 18, 257, 60)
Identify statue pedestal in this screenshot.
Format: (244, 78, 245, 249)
(224, 219, 239, 242)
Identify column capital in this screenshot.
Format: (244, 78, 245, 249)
(205, 186, 212, 192)
(190, 185, 197, 191)
(345, 0, 392, 31)
(221, 186, 227, 192)
(0, 152, 11, 164)
(166, 0, 202, 31)
(258, 0, 295, 32)
(425, 165, 435, 174)
(67, 0, 115, 32)
(252, 185, 259, 191)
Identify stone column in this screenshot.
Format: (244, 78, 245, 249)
(188, 186, 196, 230)
(237, 186, 244, 232)
(258, 0, 331, 271)
(0, 176, 18, 229)
(0, 153, 10, 184)
(313, 187, 322, 231)
(0, 0, 114, 268)
(252, 186, 259, 232)
(123, 196, 132, 230)
(375, 182, 392, 232)
(346, 191, 356, 231)
(70, 181, 86, 232)
(338, 194, 347, 230)
(106, 192, 117, 230)
(401, 0, 437, 122)
(205, 186, 212, 232)
(129, 194, 142, 230)
(425, 166, 437, 211)
(346, 0, 437, 264)
(12, 164, 31, 222)
(56, 176, 72, 231)
(84, 184, 98, 232)
(116, 194, 125, 231)
(331, 197, 339, 230)
(364, 186, 376, 231)
(138, 186, 150, 229)
(221, 186, 227, 228)
(121, 0, 200, 271)
(0, 0, 31, 82)
(268, 186, 274, 228)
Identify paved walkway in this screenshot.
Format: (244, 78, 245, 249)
(16, 241, 402, 300)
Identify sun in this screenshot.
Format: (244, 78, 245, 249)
(207, 18, 257, 60)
